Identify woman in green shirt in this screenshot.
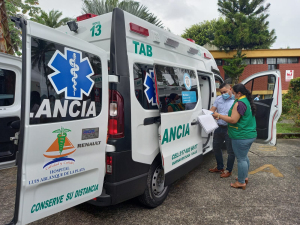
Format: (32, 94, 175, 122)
(167, 93, 183, 112)
(213, 84, 257, 190)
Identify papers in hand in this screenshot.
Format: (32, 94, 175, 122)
(198, 109, 219, 134)
(202, 109, 213, 115)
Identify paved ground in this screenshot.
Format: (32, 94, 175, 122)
(1, 139, 300, 225)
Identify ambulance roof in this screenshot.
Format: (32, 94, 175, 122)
(57, 9, 219, 74)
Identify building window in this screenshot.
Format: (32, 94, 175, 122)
(267, 58, 276, 64)
(268, 65, 277, 70)
(251, 58, 264, 64)
(243, 58, 264, 65)
(287, 58, 298, 63)
(267, 57, 299, 65)
(277, 58, 287, 64)
(243, 59, 251, 65)
(215, 59, 222, 66)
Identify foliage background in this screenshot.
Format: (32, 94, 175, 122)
(282, 77, 300, 126)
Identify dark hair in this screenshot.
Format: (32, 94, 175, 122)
(219, 83, 230, 89)
(169, 93, 178, 101)
(233, 83, 256, 116)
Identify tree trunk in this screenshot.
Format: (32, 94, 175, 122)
(0, 0, 14, 54)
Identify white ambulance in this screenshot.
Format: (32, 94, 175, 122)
(0, 8, 282, 224)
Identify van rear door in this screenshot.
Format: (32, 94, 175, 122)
(241, 70, 282, 145)
(12, 19, 108, 224)
(0, 53, 21, 170)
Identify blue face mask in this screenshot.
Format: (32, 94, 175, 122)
(175, 99, 181, 104)
(222, 93, 230, 100)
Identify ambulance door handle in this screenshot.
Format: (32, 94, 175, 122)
(191, 120, 198, 126)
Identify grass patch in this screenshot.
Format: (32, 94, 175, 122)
(277, 123, 300, 134)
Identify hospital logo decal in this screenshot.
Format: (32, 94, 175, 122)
(43, 127, 76, 169)
(144, 70, 157, 106)
(183, 73, 191, 91)
(48, 47, 95, 100)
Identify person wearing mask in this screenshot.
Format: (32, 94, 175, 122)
(209, 83, 235, 178)
(168, 93, 182, 112)
(212, 83, 257, 190)
(254, 94, 260, 101)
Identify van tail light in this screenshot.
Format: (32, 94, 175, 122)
(77, 13, 97, 22)
(108, 90, 124, 138)
(106, 155, 113, 174)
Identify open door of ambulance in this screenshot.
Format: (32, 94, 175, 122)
(241, 70, 282, 146)
(0, 53, 21, 170)
(13, 20, 108, 224)
(154, 64, 203, 187)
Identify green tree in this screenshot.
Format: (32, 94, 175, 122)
(30, 9, 73, 28)
(181, 18, 224, 46)
(214, 0, 276, 84)
(82, 0, 163, 27)
(223, 53, 247, 84)
(282, 77, 300, 126)
(5, 0, 40, 55)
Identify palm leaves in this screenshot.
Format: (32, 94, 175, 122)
(30, 9, 73, 28)
(31, 38, 56, 96)
(52, 127, 72, 135)
(82, 0, 163, 27)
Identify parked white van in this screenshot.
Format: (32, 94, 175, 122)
(0, 8, 281, 224)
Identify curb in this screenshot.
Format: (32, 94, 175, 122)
(277, 133, 300, 139)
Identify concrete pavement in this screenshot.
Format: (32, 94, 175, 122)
(1, 139, 300, 225)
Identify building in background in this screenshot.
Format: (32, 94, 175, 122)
(210, 49, 300, 98)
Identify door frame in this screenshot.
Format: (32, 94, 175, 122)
(241, 70, 282, 145)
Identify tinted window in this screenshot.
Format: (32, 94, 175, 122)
(30, 37, 102, 124)
(133, 63, 158, 110)
(0, 69, 16, 107)
(155, 65, 198, 113)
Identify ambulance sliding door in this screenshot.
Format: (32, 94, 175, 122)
(12, 20, 108, 224)
(154, 64, 203, 186)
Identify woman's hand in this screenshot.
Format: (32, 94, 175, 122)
(212, 112, 219, 120)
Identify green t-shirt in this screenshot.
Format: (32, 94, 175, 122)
(168, 103, 181, 112)
(228, 96, 257, 139)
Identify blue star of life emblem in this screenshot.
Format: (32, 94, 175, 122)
(144, 70, 157, 106)
(48, 47, 95, 100)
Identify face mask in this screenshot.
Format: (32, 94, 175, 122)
(222, 93, 230, 100)
(175, 99, 181, 104)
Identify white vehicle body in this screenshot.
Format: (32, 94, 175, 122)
(0, 9, 282, 224)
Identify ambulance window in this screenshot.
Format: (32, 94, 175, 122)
(0, 69, 16, 107)
(154, 65, 198, 113)
(133, 63, 158, 110)
(30, 37, 103, 124)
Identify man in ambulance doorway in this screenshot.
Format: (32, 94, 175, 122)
(209, 83, 235, 178)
